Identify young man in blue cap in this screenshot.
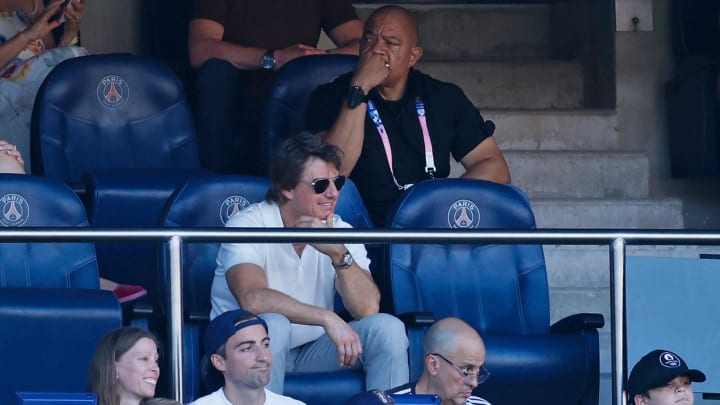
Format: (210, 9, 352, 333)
(626, 349, 706, 405)
(190, 309, 305, 405)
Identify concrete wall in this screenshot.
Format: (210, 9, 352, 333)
(616, 0, 720, 229)
(81, 0, 144, 55)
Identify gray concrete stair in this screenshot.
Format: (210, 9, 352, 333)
(506, 151, 649, 198)
(356, 4, 554, 61)
(532, 198, 683, 228)
(449, 151, 650, 198)
(485, 109, 620, 151)
(417, 60, 583, 109)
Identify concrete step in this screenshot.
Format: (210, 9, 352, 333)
(545, 245, 720, 373)
(484, 109, 620, 151)
(416, 60, 583, 109)
(531, 198, 683, 228)
(355, 4, 554, 60)
(506, 151, 649, 198)
(449, 151, 649, 198)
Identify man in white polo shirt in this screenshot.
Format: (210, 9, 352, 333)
(210, 132, 408, 395)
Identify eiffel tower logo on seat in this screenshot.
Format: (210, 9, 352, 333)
(1, 193, 29, 227)
(104, 81, 123, 103)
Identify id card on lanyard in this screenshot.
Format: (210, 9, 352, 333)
(367, 98, 436, 191)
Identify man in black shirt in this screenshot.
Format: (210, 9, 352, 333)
(306, 5, 510, 226)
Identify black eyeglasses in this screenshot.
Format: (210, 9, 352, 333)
(430, 353, 491, 384)
(300, 175, 346, 194)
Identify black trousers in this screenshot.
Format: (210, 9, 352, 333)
(192, 59, 268, 175)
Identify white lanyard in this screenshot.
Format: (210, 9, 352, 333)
(367, 98, 436, 190)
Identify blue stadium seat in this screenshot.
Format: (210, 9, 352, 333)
(0, 176, 119, 403)
(385, 179, 604, 405)
(30, 53, 202, 321)
(0, 288, 121, 404)
(264, 54, 358, 159)
(160, 175, 270, 400)
(83, 169, 201, 320)
(160, 174, 366, 403)
(31, 53, 200, 184)
(0, 174, 98, 288)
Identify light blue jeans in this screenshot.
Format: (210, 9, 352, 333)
(259, 312, 409, 394)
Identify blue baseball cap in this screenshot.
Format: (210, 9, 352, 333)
(203, 309, 268, 355)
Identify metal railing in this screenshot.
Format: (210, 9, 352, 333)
(3, 227, 720, 405)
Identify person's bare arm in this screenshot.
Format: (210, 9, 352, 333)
(0, 1, 62, 69)
(293, 215, 380, 319)
(325, 19, 363, 55)
(55, 0, 87, 47)
(188, 19, 325, 70)
(0, 141, 25, 174)
(226, 262, 363, 366)
(188, 18, 264, 69)
(459, 136, 511, 183)
(334, 262, 380, 319)
(322, 50, 389, 175)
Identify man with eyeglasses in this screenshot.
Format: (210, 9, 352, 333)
(626, 349, 706, 405)
(389, 318, 491, 405)
(210, 132, 409, 395)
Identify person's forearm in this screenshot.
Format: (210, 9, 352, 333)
(0, 31, 35, 70)
(323, 104, 367, 176)
(326, 39, 360, 55)
(239, 287, 337, 327)
(461, 156, 511, 184)
(188, 38, 265, 70)
(335, 267, 380, 319)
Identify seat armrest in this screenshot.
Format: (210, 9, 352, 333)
(398, 311, 435, 328)
(550, 313, 604, 334)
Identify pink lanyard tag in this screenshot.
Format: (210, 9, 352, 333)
(367, 97, 436, 190)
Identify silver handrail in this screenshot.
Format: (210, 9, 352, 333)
(3, 227, 720, 405)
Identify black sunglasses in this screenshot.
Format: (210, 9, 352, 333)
(300, 175, 346, 194)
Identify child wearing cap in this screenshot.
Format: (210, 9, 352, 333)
(626, 349, 706, 405)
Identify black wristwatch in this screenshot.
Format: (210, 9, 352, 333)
(261, 49, 276, 70)
(332, 250, 354, 270)
(346, 85, 366, 109)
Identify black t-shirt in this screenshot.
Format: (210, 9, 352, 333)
(307, 69, 495, 226)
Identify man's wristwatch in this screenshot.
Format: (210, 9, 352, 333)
(346, 85, 366, 109)
(261, 49, 276, 70)
(332, 250, 354, 270)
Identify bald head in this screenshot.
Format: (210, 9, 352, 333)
(365, 5, 420, 46)
(423, 317, 485, 355)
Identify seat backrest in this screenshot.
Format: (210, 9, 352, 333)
(31, 53, 200, 183)
(387, 179, 550, 334)
(160, 175, 270, 316)
(264, 54, 357, 159)
(0, 288, 121, 404)
(0, 174, 99, 288)
(335, 177, 374, 229)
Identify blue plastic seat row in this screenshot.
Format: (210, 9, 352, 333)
(12, 52, 603, 405)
